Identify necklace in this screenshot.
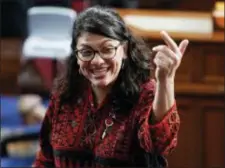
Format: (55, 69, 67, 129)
(80, 88, 120, 148)
(101, 111, 116, 139)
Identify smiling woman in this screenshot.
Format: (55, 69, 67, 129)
(76, 33, 126, 90)
(32, 5, 188, 168)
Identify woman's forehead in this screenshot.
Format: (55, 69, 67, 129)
(77, 32, 119, 46)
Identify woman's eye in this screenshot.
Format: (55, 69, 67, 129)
(101, 47, 114, 54)
(80, 50, 93, 56)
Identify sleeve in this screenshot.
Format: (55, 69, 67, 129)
(136, 80, 180, 156)
(32, 95, 57, 167)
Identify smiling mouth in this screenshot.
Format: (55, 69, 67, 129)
(90, 67, 109, 77)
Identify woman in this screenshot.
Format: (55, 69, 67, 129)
(33, 6, 189, 167)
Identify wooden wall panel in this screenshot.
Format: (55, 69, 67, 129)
(168, 97, 203, 168)
(145, 39, 224, 95)
(168, 97, 225, 168)
(188, 43, 206, 83)
(203, 43, 225, 84)
(183, 42, 225, 85)
(203, 107, 225, 168)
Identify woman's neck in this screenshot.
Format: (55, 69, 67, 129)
(91, 85, 112, 106)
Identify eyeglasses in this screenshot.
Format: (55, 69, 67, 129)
(75, 43, 122, 62)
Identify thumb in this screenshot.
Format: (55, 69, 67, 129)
(179, 39, 189, 55)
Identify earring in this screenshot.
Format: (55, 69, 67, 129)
(121, 60, 125, 69)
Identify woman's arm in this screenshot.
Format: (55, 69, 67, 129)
(136, 31, 188, 155)
(152, 31, 188, 122)
(152, 79, 175, 123)
(136, 80, 179, 155)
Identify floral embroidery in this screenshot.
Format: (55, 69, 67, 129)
(33, 80, 180, 167)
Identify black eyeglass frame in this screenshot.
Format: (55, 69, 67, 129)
(74, 42, 124, 62)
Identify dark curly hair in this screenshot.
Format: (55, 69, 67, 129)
(53, 6, 153, 111)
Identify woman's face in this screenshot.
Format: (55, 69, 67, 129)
(76, 32, 127, 88)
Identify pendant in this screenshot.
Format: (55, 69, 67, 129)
(71, 121, 77, 128)
(101, 118, 114, 139)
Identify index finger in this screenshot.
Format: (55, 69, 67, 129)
(160, 31, 180, 54)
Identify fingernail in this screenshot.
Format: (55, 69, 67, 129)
(160, 30, 166, 35)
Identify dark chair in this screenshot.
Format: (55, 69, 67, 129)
(1, 125, 41, 167)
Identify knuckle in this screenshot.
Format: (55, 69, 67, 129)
(162, 46, 168, 50)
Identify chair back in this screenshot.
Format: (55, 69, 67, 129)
(28, 6, 76, 40)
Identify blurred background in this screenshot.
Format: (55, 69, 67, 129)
(0, 0, 224, 167)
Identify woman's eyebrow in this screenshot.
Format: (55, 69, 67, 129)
(76, 44, 93, 50)
(78, 40, 117, 49)
(78, 44, 91, 47)
(100, 40, 120, 47)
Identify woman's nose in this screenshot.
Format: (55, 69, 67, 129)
(91, 53, 105, 65)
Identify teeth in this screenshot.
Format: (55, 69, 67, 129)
(95, 69, 106, 72)
(93, 68, 107, 72)
(92, 68, 108, 76)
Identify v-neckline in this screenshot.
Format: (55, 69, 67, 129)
(87, 85, 111, 112)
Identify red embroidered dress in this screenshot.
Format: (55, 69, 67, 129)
(33, 80, 180, 167)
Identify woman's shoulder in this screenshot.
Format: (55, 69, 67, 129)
(49, 92, 61, 104)
(132, 79, 155, 118)
(49, 91, 83, 112)
(46, 92, 79, 119)
(136, 79, 156, 105)
(135, 79, 156, 106)
(44, 92, 61, 117)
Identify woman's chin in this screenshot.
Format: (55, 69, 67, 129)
(91, 79, 110, 88)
